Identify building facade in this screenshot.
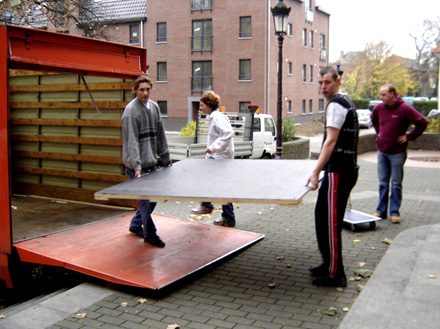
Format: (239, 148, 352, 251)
(140, 0, 329, 130)
(2, 0, 329, 130)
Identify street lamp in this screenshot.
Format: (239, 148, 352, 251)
(271, 0, 291, 158)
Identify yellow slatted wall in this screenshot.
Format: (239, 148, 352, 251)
(10, 70, 134, 206)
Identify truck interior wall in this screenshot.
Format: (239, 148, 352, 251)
(9, 69, 134, 207)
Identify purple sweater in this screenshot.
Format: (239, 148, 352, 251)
(371, 96, 428, 154)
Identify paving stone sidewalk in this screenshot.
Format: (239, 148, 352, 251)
(2, 157, 440, 329)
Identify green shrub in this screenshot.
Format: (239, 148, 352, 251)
(427, 117, 440, 133)
(352, 98, 370, 109)
(180, 121, 196, 137)
(413, 101, 438, 116)
(281, 117, 296, 142)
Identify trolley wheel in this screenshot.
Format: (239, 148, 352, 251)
(350, 224, 357, 232)
(369, 221, 376, 230)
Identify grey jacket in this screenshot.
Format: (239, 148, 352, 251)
(121, 98, 170, 172)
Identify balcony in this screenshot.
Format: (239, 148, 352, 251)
(192, 35, 213, 52)
(191, 0, 213, 11)
(191, 76, 213, 93)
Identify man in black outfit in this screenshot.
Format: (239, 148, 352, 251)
(306, 66, 359, 287)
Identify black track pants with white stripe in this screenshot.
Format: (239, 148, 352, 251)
(315, 168, 358, 279)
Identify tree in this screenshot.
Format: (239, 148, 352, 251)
(410, 17, 440, 97)
(0, 0, 109, 39)
(341, 42, 416, 100)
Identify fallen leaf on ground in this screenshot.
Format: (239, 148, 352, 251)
(167, 324, 180, 329)
(358, 262, 366, 267)
(336, 287, 344, 292)
(320, 306, 337, 316)
(120, 302, 128, 307)
(356, 284, 364, 292)
(72, 312, 87, 319)
(0, 314, 5, 319)
(355, 269, 373, 278)
(342, 307, 350, 312)
(137, 298, 147, 304)
(286, 263, 292, 268)
(382, 238, 393, 245)
(268, 282, 276, 288)
(257, 211, 262, 215)
(428, 274, 437, 279)
(275, 256, 285, 261)
(348, 276, 356, 282)
(353, 239, 361, 243)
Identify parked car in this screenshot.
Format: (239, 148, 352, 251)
(429, 97, 437, 102)
(402, 96, 415, 105)
(368, 100, 381, 110)
(356, 109, 372, 128)
(414, 96, 429, 102)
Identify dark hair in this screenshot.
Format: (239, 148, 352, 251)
(133, 75, 153, 93)
(319, 66, 339, 81)
(200, 90, 221, 110)
(382, 83, 397, 95)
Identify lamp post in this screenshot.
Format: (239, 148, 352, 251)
(271, 0, 291, 159)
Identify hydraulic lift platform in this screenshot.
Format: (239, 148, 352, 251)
(13, 213, 263, 290)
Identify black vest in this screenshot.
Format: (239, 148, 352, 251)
(323, 94, 359, 172)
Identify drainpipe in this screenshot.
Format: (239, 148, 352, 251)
(265, 0, 271, 114)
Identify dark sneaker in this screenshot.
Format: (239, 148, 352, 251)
(144, 235, 166, 248)
(312, 275, 347, 288)
(213, 218, 235, 227)
(309, 264, 327, 277)
(191, 205, 214, 215)
(129, 226, 144, 238)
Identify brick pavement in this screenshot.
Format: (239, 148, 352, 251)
(25, 157, 440, 328)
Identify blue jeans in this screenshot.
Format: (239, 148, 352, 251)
(201, 201, 235, 225)
(376, 151, 407, 217)
(128, 167, 157, 238)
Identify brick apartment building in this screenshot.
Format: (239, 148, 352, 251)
(140, 0, 330, 130)
(3, 0, 330, 131)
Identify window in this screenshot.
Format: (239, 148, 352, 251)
(239, 102, 251, 113)
(192, 61, 212, 93)
(309, 99, 313, 113)
(302, 64, 307, 83)
(309, 65, 314, 82)
(129, 23, 140, 44)
(239, 16, 252, 38)
(157, 101, 168, 116)
(319, 99, 325, 112)
(192, 19, 212, 51)
(264, 118, 276, 136)
(157, 62, 167, 82)
(286, 100, 292, 113)
(252, 117, 261, 132)
(287, 23, 293, 36)
(156, 22, 167, 42)
(239, 59, 251, 80)
(288, 62, 293, 75)
(191, 0, 212, 10)
(319, 33, 326, 50)
(309, 30, 314, 48)
(302, 100, 306, 114)
(319, 34, 327, 61)
(302, 28, 307, 47)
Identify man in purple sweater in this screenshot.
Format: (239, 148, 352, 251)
(371, 84, 428, 223)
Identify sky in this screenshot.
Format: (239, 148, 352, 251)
(315, 0, 440, 62)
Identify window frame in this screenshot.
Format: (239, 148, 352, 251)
(156, 22, 167, 43)
(239, 16, 252, 38)
(156, 62, 167, 82)
(157, 100, 168, 116)
(192, 19, 213, 52)
(239, 59, 251, 81)
(129, 23, 140, 44)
